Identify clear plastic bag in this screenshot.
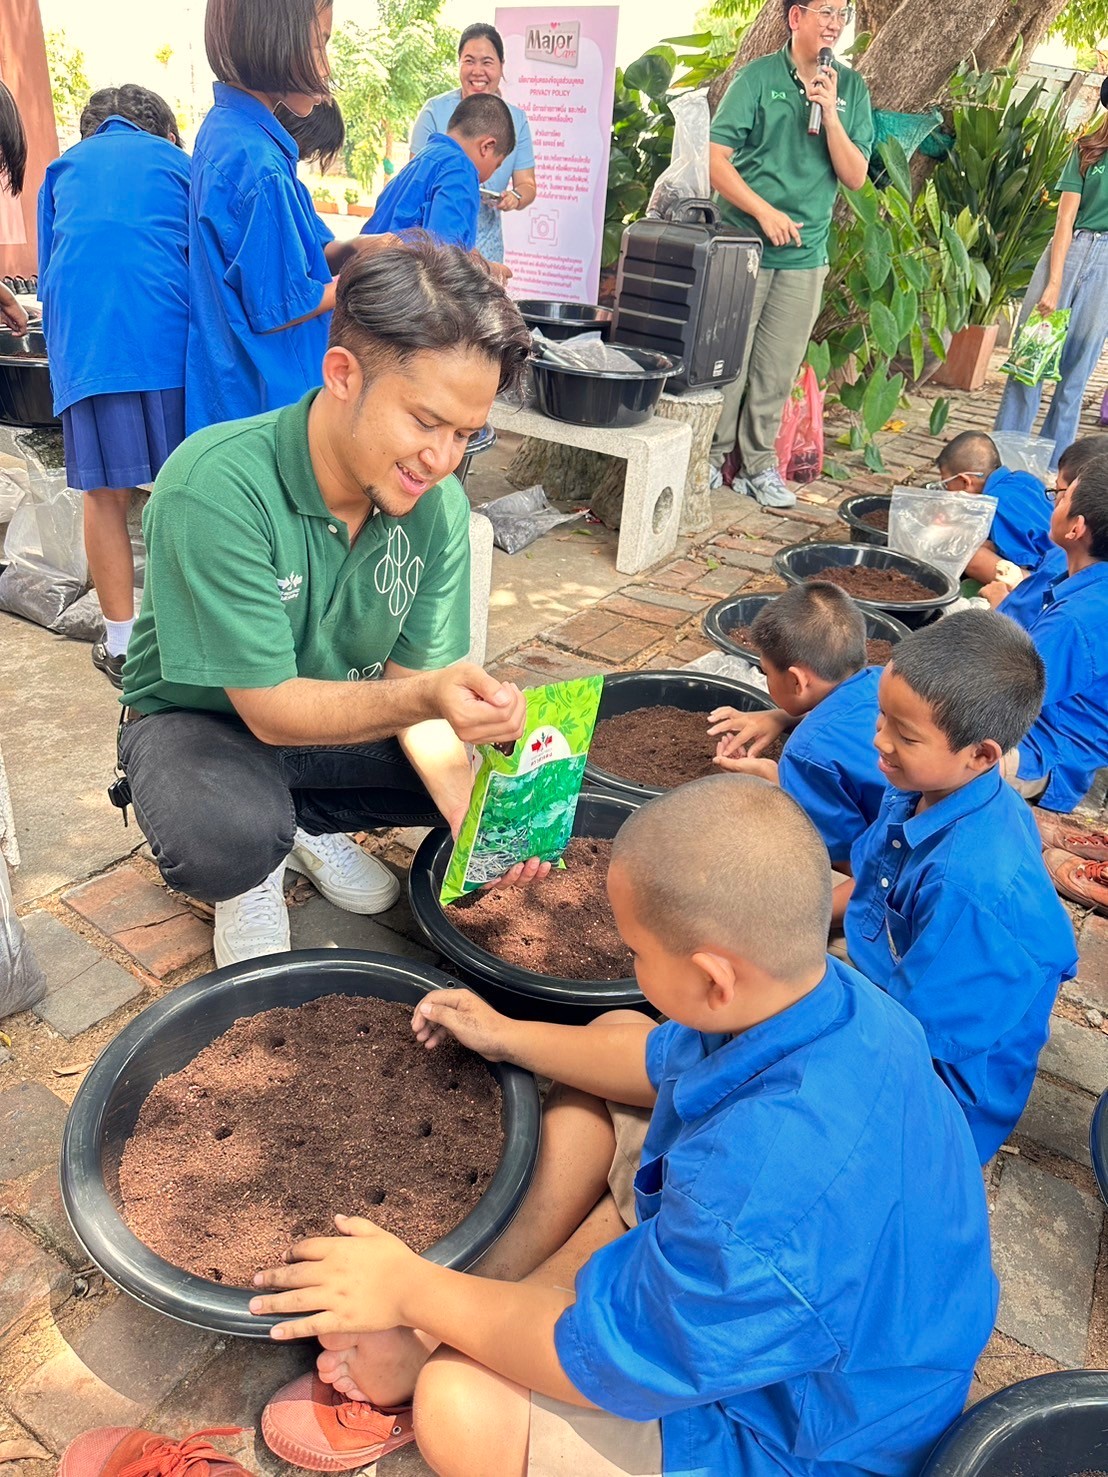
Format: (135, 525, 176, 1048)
(888, 487, 997, 584)
(474, 484, 582, 554)
(0, 852, 47, 1022)
(991, 432, 1055, 484)
(775, 364, 825, 484)
(1000, 309, 1069, 387)
(647, 91, 710, 220)
(531, 330, 642, 375)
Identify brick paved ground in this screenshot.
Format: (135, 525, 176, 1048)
(2, 352, 1107, 1476)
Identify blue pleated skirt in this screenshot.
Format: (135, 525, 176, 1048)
(61, 388, 186, 491)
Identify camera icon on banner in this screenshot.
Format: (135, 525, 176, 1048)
(529, 210, 560, 247)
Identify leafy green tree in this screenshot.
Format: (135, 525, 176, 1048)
(45, 29, 90, 137)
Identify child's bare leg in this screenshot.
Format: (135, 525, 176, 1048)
(83, 488, 134, 620)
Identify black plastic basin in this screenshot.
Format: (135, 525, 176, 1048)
(921, 1370, 1108, 1475)
(1092, 1086, 1108, 1206)
(583, 669, 773, 801)
(60, 951, 541, 1338)
(455, 423, 496, 487)
(0, 327, 57, 428)
(772, 541, 959, 628)
(703, 593, 909, 664)
(408, 790, 643, 1022)
(517, 299, 613, 341)
(530, 344, 680, 429)
(839, 492, 891, 547)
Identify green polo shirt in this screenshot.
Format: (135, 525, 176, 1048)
(121, 390, 472, 715)
(1057, 146, 1108, 234)
(710, 43, 874, 269)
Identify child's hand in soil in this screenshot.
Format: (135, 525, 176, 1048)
(707, 706, 789, 758)
(250, 1213, 414, 1339)
(712, 751, 780, 783)
(411, 988, 515, 1061)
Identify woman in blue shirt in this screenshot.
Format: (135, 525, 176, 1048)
(37, 84, 189, 687)
(409, 22, 536, 263)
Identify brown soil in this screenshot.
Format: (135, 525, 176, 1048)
(727, 620, 895, 668)
(858, 507, 890, 531)
(809, 565, 933, 602)
(119, 995, 502, 1286)
(448, 837, 633, 981)
(590, 705, 784, 791)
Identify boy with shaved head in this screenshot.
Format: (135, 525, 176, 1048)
(935, 429, 1053, 583)
(251, 777, 996, 1477)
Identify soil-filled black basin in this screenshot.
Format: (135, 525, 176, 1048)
(530, 345, 680, 429)
(408, 790, 643, 1023)
(772, 541, 958, 628)
(703, 592, 909, 664)
(0, 327, 57, 428)
(839, 492, 891, 547)
(921, 1370, 1108, 1475)
(583, 669, 773, 801)
(60, 951, 541, 1339)
(517, 299, 613, 341)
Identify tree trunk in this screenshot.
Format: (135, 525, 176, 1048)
(853, 0, 900, 40)
(856, 0, 1011, 111)
(971, 0, 1070, 77)
(707, 4, 789, 115)
(506, 440, 625, 517)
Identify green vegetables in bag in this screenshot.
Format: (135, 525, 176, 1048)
(1000, 309, 1070, 387)
(439, 675, 605, 905)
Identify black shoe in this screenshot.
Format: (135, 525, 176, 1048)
(91, 642, 125, 690)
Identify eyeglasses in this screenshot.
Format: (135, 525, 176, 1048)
(929, 472, 988, 490)
(796, 4, 854, 24)
(1049, 484, 1069, 504)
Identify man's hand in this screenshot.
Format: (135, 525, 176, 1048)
(756, 205, 803, 248)
(713, 753, 780, 782)
(431, 664, 526, 745)
(806, 61, 839, 124)
(978, 579, 1010, 609)
(250, 1214, 416, 1340)
(707, 705, 789, 758)
(0, 290, 28, 336)
(411, 987, 520, 1059)
(489, 260, 513, 285)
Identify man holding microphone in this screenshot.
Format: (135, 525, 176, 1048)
(709, 0, 873, 507)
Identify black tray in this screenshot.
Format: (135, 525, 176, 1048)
(772, 541, 958, 628)
(702, 593, 909, 664)
(921, 1370, 1108, 1475)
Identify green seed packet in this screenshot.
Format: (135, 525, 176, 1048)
(439, 675, 605, 904)
(1000, 309, 1070, 387)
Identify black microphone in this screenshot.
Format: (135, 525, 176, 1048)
(807, 48, 834, 136)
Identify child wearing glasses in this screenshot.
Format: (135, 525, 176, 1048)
(933, 430, 1052, 585)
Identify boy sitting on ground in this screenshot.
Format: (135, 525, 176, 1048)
(838, 611, 1078, 1164)
(935, 429, 1052, 584)
(251, 777, 997, 1477)
(708, 582, 886, 866)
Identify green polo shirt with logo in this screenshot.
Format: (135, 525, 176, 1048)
(710, 43, 874, 269)
(121, 390, 471, 715)
(1057, 146, 1108, 234)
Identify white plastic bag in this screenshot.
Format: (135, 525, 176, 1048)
(0, 852, 46, 1022)
(0, 448, 89, 626)
(991, 432, 1054, 484)
(888, 487, 997, 584)
(647, 91, 711, 220)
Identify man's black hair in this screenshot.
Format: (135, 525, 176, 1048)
(1067, 453, 1108, 561)
(447, 94, 515, 158)
(205, 0, 330, 100)
(0, 82, 26, 196)
(782, 0, 796, 25)
(1058, 434, 1108, 485)
(458, 22, 505, 63)
(79, 84, 181, 144)
(331, 232, 531, 396)
(750, 582, 867, 683)
(280, 97, 345, 172)
(937, 430, 1001, 478)
(890, 610, 1044, 754)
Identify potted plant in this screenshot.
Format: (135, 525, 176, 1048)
(312, 185, 338, 215)
(345, 186, 373, 218)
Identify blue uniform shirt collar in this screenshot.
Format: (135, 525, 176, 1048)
(672, 965, 845, 1122)
(211, 82, 298, 161)
(894, 765, 1004, 850)
(93, 116, 147, 139)
(1044, 559, 1108, 609)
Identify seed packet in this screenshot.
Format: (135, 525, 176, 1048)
(1000, 309, 1070, 387)
(440, 675, 604, 904)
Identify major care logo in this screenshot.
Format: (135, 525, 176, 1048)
(525, 19, 580, 67)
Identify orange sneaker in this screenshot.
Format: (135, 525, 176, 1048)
(58, 1428, 251, 1477)
(1035, 809, 1108, 862)
(1044, 849, 1108, 911)
(261, 1373, 414, 1472)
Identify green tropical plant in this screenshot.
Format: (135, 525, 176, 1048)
(344, 187, 360, 205)
(312, 186, 334, 204)
(45, 29, 90, 136)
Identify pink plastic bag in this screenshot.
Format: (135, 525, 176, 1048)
(775, 364, 825, 485)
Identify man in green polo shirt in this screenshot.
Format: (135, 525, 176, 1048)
(118, 239, 536, 966)
(709, 0, 873, 507)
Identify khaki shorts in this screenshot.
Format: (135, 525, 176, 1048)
(1002, 749, 1049, 801)
(528, 1104, 663, 1477)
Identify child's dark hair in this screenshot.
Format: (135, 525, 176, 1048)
(447, 95, 515, 158)
(458, 22, 505, 63)
(331, 233, 531, 396)
(80, 85, 181, 144)
(0, 82, 26, 196)
(750, 582, 867, 683)
(890, 611, 1044, 754)
(937, 430, 1001, 479)
(1067, 454, 1108, 560)
(205, 0, 330, 100)
(279, 98, 345, 172)
(1058, 435, 1108, 485)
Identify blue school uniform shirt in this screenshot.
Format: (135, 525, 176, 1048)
(186, 84, 334, 434)
(984, 465, 1052, 568)
(777, 666, 886, 864)
(37, 118, 189, 415)
(556, 959, 997, 1477)
(845, 767, 1077, 1162)
(362, 133, 479, 251)
(998, 545, 1067, 631)
(1007, 560, 1108, 812)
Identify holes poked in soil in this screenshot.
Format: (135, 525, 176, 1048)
(807, 565, 933, 602)
(418, 1120, 433, 1137)
(467, 1169, 480, 1185)
(119, 995, 502, 1286)
(590, 705, 785, 792)
(268, 1035, 286, 1050)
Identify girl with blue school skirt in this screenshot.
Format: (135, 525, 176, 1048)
(37, 85, 190, 687)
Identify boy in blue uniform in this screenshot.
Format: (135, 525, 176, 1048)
(251, 778, 996, 1477)
(708, 582, 885, 864)
(936, 430, 1052, 582)
(363, 95, 515, 253)
(840, 612, 1078, 1163)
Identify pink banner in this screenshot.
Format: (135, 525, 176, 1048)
(494, 5, 618, 305)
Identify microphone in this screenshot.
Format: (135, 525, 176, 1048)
(807, 47, 834, 136)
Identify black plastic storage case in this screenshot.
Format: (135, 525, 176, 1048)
(612, 199, 762, 394)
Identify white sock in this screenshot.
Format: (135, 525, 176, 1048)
(103, 617, 135, 658)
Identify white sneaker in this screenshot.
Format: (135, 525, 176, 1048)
(746, 468, 797, 508)
(213, 862, 291, 968)
(286, 828, 401, 914)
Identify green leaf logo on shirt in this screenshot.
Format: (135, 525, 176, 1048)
(771, 90, 788, 101)
(374, 524, 424, 619)
(277, 571, 303, 603)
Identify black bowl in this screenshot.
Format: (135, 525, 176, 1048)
(1092, 1086, 1108, 1207)
(772, 542, 958, 628)
(839, 493, 891, 548)
(408, 791, 643, 1022)
(921, 1370, 1108, 1475)
(703, 593, 909, 664)
(60, 951, 541, 1338)
(517, 299, 613, 341)
(529, 345, 681, 429)
(583, 669, 773, 801)
(0, 328, 57, 428)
